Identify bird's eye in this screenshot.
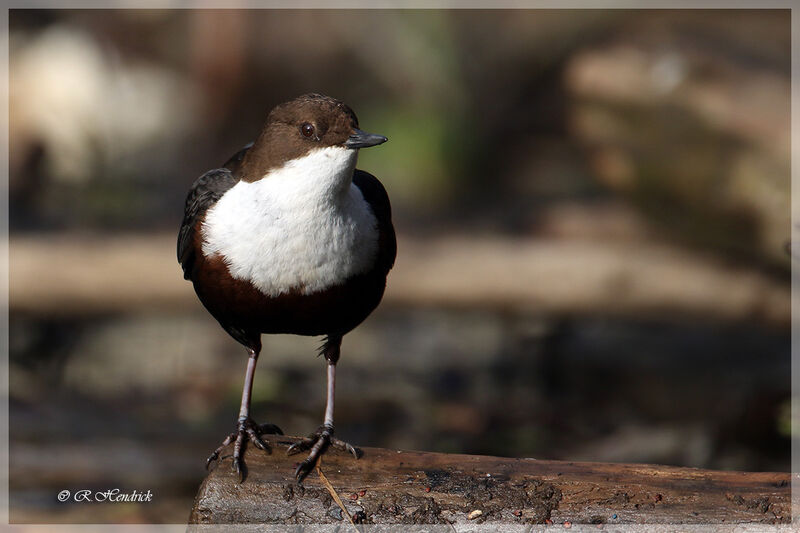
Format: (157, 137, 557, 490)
(300, 123, 315, 138)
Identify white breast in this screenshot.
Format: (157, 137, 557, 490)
(201, 146, 379, 296)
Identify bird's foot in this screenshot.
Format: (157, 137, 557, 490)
(205, 417, 283, 482)
(287, 424, 360, 482)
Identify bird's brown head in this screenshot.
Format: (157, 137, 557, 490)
(239, 94, 387, 182)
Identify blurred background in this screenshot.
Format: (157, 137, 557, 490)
(8, 9, 791, 524)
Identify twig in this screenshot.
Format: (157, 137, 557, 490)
(316, 456, 357, 529)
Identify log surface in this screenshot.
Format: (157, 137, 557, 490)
(188, 437, 790, 526)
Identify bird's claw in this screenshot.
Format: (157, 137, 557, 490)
(288, 424, 360, 483)
(294, 456, 317, 481)
(286, 437, 313, 456)
(341, 441, 360, 459)
(205, 418, 283, 483)
(206, 432, 235, 469)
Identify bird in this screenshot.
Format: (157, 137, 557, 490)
(177, 93, 395, 482)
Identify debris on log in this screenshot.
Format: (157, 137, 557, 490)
(188, 436, 790, 526)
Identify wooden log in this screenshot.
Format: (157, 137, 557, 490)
(188, 436, 790, 526)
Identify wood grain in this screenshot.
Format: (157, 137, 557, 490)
(188, 437, 790, 526)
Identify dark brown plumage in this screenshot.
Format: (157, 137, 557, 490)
(239, 94, 360, 182)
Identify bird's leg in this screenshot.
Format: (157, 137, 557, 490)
(206, 347, 283, 482)
(288, 335, 359, 482)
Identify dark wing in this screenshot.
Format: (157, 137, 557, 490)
(178, 143, 253, 279)
(222, 142, 253, 173)
(353, 169, 396, 275)
(177, 168, 238, 280)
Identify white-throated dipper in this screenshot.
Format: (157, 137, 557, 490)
(178, 93, 395, 482)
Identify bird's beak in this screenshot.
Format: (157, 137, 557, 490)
(345, 128, 388, 149)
